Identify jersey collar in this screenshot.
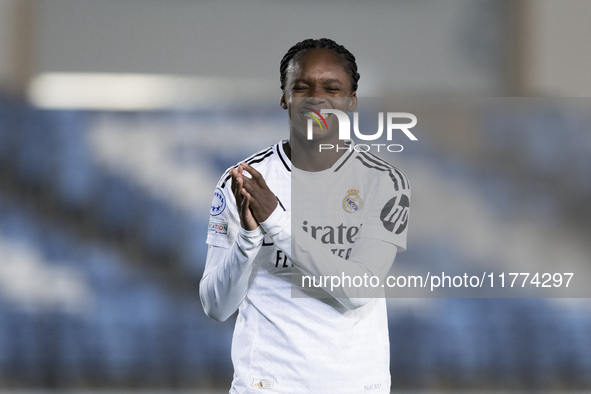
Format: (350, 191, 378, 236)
(277, 139, 292, 172)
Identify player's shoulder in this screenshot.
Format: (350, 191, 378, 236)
(216, 141, 287, 190)
(350, 150, 410, 192)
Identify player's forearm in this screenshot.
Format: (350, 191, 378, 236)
(200, 227, 263, 321)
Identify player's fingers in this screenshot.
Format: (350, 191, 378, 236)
(244, 193, 260, 224)
(242, 186, 259, 210)
(243, 190, 252, 211)
(241, 175, 257, 194)
(233, 171, 245, 204)
(239, 188, 248, 213)
(237, 164, 253, 190)
(238, 176, 246, 201)
(230, 168, 237, 195)
(241, 179, 263, 203)
(231, 167, 242, 190)
(242, 188, 260, 220)
(243, 163, 267, 187)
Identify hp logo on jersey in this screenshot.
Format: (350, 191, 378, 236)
(210, 187, 226, 216)
(380, 194, 409, 234)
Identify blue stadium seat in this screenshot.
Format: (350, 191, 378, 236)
(53, 110, 97, 209)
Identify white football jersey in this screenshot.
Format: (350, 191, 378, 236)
(205, 139, 410, 394)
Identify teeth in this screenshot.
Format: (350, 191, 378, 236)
(302, 112, 330, 117)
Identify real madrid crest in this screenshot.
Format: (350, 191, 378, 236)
(343, 188, 362, 213)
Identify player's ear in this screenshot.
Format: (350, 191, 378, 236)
(347, 92, 358, 112)
(280, 94, 287, 110)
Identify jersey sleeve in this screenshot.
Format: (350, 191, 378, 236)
(359, 168, 411, 251)
(201, 168, 265, 321)
(200, 227, 264, 321)
(206, 171, 241, 248)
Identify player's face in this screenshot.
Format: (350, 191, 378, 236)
(281, 49, 357, 140)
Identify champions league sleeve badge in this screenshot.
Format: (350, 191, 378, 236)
(210, 187, 226, 216)
(343, 188, 363, 213)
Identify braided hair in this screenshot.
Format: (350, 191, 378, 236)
(279, 38, 360, 93)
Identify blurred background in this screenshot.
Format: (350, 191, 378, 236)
(0, 0, 591, 392)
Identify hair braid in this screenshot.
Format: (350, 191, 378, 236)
(280, 38, 360, 92)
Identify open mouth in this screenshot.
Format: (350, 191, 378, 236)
(302, 114, 329, 132)
(302, 112, 332, 120)
(300, 107, 332, 128)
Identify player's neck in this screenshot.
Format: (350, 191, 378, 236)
(286, 135, 345, 172)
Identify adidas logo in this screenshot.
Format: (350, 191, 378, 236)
(252, 378, 274, 389)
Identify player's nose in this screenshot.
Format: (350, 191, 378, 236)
(305, 95, 324, 104)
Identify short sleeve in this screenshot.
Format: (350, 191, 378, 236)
(206, 173, 240, 248)
(358, 170, 410, 251)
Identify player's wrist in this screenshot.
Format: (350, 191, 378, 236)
(257, 198, 278, 223)
(239, 225, 263, 238)
(259, 204, 289, 237)
(240, 219, 258, 231)
(237, 226, 264, 251)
